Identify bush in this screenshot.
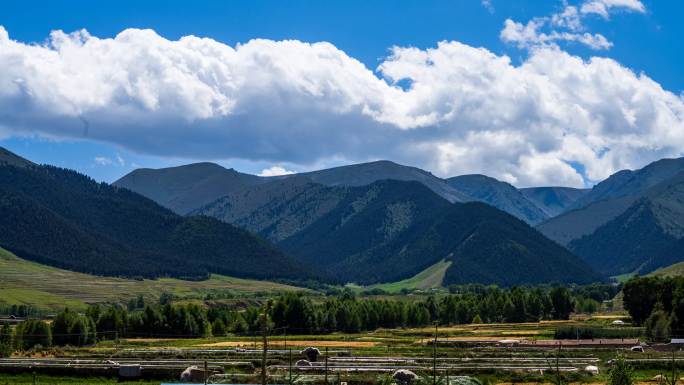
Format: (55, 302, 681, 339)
(608, 355, 634, 385)
(14, 319, 51, 350)
(644, 303, 671, 342)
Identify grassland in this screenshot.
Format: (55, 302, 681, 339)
(648, 260, 684, 277)
(0, 247, 304, 311)
(349, 259, 452, 294)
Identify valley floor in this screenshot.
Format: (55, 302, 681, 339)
(3, 316, 671, 385)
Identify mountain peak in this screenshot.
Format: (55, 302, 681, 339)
(0, 147, 34, 168)
(446, 174, 548, 225)
(114, 161, 265, 214)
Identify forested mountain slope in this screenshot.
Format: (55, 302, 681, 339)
(446, 174, 548, 225)
(277, 180, 601, 286)
(520, 186, 588, 218)
(0, 160, 312, 281)
(538, 157, 684, 245)
(570, 172, 684, 276)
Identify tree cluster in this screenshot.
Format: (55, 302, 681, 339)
(0, 284, 603, 354)
(622, 275, 684, 341)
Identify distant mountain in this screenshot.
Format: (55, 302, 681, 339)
(0, 152, 312, 282)
(569, 172, 684, 276)
(296, 160, 469, 202)
(276, 179, 601, 286)
(115, 160, 469, 216)
(569, 158, 684, 211)
(0, 147, 33, 167)
(113, 162, 266, 214)
(520, 187, 588, 218)
(538, 157, 684, 245)
(193, 177, 347, 242)
(446, 174, 548, 225)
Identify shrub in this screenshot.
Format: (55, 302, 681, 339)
(608, 355, 634, 385)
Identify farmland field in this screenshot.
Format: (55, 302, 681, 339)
(0, 317, 670, 385)
(0, 247, 304, 311)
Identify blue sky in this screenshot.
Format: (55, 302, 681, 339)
(0, 0, 682, 185)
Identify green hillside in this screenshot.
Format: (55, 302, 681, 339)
(0, 247, 302, 311)
(649, 261, 684, 277)
(366, 259, 452, 293)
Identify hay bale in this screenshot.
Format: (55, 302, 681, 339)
(393, 369, 418, 385)
(300, 347, 321, 362)
(180, 365, 207, 382)
(296, 359, 312, 367)
(449, 376, 483, 385)
(585, 365, 599, 375)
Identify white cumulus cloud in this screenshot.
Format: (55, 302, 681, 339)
(501, 0, 645, 51)
(500, 17, 612, 50)
(581, 0, 646, 18)
(1, 25, 683, 187)
(258, 165, 296, 177)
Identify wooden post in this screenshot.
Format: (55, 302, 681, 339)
(204, 360, 208, 385)
(325, 347, 329, 385)
(433, 322, 438, 385)
(260, 301, 272, 385)
(288, 348, 293, 385)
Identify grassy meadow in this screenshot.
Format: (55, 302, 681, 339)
(0, 247, 303, 311)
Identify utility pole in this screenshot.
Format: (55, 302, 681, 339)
(433, 322, 438, 385)
(325, 347, 329, 385)
(204, 360, 208, 385)
(260, 301, 272, 385)
(288, 349, 293, 385)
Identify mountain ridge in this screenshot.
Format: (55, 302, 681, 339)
(0, 158, 314, 282)
(446, 174, 549, 225)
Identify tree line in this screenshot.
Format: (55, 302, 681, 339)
(0, 284, 615, 353)
(622, 275, 684, 341)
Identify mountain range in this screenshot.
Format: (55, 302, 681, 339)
(115, 160, 585, 225)
(7, 143, 684, 287)
(116, 153, 684, 280)
(0, 151, 312, 282)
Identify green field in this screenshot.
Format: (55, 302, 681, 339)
(0, 247, 304, 311)
(349, 259, 451, 294)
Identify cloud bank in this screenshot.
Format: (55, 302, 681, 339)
(0, 24, 682, 187)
